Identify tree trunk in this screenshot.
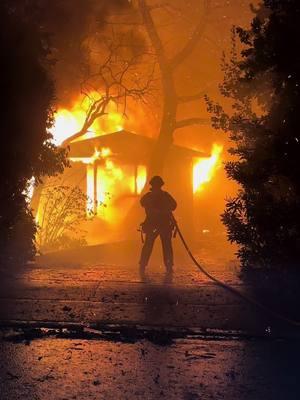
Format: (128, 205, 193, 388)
(122, 69, 177, 234)
(148, 68, 177, 176)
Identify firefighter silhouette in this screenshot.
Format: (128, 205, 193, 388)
(139, 176, 177, 272)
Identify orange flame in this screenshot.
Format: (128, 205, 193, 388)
(51, 109, 87, 145)
(136, 166, 147, 195)
(49, 91, 150, 223)
(51, 92, 124, 145)
(70, 146, 146, 221)
(193, 144, 223, 193)
(49, 92, 222, 226)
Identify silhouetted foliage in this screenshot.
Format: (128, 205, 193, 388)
(0, 3, 68, 266)
(206, 0, 300, 268)
(36, 183, 93, 253)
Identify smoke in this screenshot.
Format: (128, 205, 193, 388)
(5, 0, 134, 104)
(34, 0, 133, 105)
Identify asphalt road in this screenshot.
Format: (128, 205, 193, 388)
(0, 258, 298, 335)
(1, 334, 300, 400)
(1, 241, 300, 399)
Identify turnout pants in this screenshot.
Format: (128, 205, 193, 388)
(139, 229, 173, 270)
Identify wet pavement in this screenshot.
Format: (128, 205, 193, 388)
(1, 239, 300, 399)
(1, 334, 300, 400)
(0, 256, 298, 336)
(0, 258, 269, 334)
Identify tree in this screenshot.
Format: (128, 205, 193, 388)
(63, 36, 156, 145)
(138, 0, 211, 175)
(65, 0, 212, 175)
(36, 183, 93, 253)
(207, 0, 300, 268)
(0, 3, 68, 265)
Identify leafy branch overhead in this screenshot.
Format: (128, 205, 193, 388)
(207, 1, 300, 268)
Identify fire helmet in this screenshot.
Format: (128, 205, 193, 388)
(149, 176, 164, 187)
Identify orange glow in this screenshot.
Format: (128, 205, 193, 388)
(49, 92, 223, 226)
(95, 161, 147, 222)
(86, 164, 95, 214)
(70, 145, 147, 222)
(74, 147, 119, 217)
(51, 109, 88, 145)
(96, 160, 124, 220)
(136, 165, 147, 194)
(69, 147, 111, 165)
(51, 92, 124, 145)
(193, 144, 223, 193)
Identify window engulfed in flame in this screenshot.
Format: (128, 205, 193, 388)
(193, 144, 223, 193)
(69, 147, 111, 165)
(48, 92, 223, 226)
(72, 146, 147, 220)
(136, 165, 147, 195)
(96, 159, 124, 215)
(49, 90, 147, 223)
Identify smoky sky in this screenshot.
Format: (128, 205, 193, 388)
(15, 0, 256, 115)
(14, 0, 256, 147)
(34, 0, 132, 104)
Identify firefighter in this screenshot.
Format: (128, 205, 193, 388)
(139, 176, 177, 272)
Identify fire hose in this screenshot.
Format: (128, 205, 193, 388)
(172, 218, 300, 328)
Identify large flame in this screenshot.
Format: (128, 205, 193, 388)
(49, 92, 222, 225)
(193, 144, 223, 193)
(69, 147, 111, 165)
(71, 146, 146, 221)
(51, 109, 87, 145)
(49, 92, 148, 224)
(51, 92, 124, 145)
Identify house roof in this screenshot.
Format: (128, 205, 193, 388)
(68, 130, 207, 162)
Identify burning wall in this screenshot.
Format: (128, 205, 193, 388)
(23, 0, 258, 251)
(33, 91, 223, 249)
(50, 92, 223, 215)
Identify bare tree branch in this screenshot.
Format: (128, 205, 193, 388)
(177, 91, 206, 103)
(62, 38, 156, 145)
(175, 117, 210, 130)
(148, 2, 169, 11)
(62, 0, 213, 177)
(102, 21, 143, 26)
(178, 80, 215, 103)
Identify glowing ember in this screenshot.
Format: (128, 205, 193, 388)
(193, 144, 223, 193)
(97, 159, 124, 214)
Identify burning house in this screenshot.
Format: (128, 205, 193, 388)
(32, 125, 222, 248)
(68, 129, 207, 237)
(31, 99, 222, 249)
